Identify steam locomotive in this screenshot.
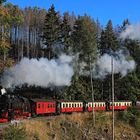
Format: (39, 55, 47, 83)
(0, 89, 133, 123)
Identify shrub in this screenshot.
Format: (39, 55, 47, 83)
(2, 125, 27, 140)
(117, 107, 140, 130)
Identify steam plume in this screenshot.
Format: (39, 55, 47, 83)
(120, 24, 140, 41)
(1, 54, 74, 89)
(93, 51, 136, 79)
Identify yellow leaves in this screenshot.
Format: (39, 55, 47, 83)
(0, 6, 9, 21)
(0, 40, 10, 52)
(0, 58, 15, 73)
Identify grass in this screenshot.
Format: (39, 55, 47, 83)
(1, 111, 140, 140)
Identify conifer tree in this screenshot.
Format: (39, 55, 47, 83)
(42, 4, 62, 59)
(100, 20, 118, 54)
(72, 15, 97, 61)
(61, 12, 72, 53)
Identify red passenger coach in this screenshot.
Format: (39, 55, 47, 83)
(109, 101, 132, 110)
(30, 99, 56, 115)
(59, 101, 83, 113)
(87, 102, 106, 112)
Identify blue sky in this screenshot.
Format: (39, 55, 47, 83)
(6, 0, 140, 26)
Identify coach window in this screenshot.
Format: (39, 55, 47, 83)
(63, 104, 65, 108)
(66, 104, 68, 108)
(38, 103, 40, 108)
(73, 104, 75, 107)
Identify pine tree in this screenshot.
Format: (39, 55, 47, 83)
(100, 20, 118, 54)
(61, 12, 72, 53)
(72, 15, 97, 61)
(42, 4, 62, 59)
(69, 15, 97, 100)
(122, 19, 130, 28)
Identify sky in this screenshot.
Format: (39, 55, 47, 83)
(6, 0, 140, 26)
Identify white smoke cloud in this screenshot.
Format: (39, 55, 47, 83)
(1, 54, 74, 89)
(120, 24, 140, 41)
(93, 51, 136, 79)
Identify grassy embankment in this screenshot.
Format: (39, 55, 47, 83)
(1, 109, 140, 140)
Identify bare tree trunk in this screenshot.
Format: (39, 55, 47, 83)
(2, 25, 6, 62)
(26, 26, 30, 58)
(21, 28, 24, 59)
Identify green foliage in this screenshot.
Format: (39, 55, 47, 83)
(5, 3, 24, 26)
(61, 12, 72, 53)
(100, 20, 118, 54)
(117, 107, 140, 130)
(0, 3, 140, 102)
(42, 4, 62, 59)
(2, 125, 27, 140)
(72, 15, 97, 60)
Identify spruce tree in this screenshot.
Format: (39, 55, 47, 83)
(61, 12, 72, 53)
(70, 15, 97, 100)
(42, 4, 62, 59)
(72, 15, 97, 61)
(100, 20, 118, 54)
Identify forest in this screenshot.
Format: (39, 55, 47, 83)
(0, 0, 140, 101)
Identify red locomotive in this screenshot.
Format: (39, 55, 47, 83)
(0, 95, 31, 123)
